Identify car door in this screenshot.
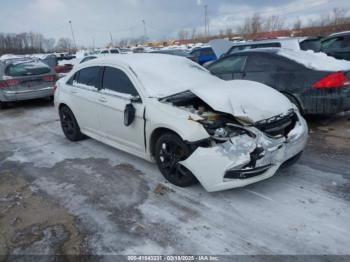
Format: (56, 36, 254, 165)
(243, 53, 278, 89)
(208, 55, 247, 80)
(68, 66, 103, 135)
(96, 66, 145, 157)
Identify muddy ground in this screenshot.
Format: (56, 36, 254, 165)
(0, 100, 349, 259)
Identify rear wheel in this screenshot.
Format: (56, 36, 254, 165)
(155, 133, 197, 187)
(59, 106, 85, 141)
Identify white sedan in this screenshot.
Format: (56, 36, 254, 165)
(54, 54, 308, 192)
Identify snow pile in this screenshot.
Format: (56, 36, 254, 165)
(0, 54, 26, 60)
(277, 49, 350, 71)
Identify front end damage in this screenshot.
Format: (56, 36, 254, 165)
(162, 91, 308, 192)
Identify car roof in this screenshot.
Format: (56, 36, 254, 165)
(329, 31, 350, 37)
(230, 37, 307, 46)
(227, 48, 280, 55)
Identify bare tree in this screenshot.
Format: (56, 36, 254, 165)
(331, 7, 348, 25)
(225, 28, 233, 38)
(55, 38, 74, 52)
(293, 18, 302, 30)
(264, 15, 285, 32)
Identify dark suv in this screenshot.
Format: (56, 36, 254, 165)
(321, 32, 350, 61)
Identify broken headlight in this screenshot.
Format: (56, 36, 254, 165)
(202, 122, 256, 142)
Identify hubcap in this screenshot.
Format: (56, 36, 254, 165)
(159, 141, 188, 180)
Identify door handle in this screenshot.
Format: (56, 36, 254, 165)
(70, 90, 78, 94)
(99, 97, 107, 103)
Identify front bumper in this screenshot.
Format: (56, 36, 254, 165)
(180, 111, 308, 192)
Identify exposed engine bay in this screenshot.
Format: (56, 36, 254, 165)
(162, 91, 257, 142)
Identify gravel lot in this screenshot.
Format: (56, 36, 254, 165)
(0, 100, 349, 257)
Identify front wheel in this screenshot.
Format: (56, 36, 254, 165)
(155, 133, 197, 187)
(59, 106, 85, 141)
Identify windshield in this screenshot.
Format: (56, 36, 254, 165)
(126, 54, 219, 98)
(5, 61, 51, 77)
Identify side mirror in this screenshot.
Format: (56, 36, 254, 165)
(124, 103, 135, 126)
(130, 95, 142, 103)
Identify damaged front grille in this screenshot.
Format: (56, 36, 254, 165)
(255, 110, 297, 137)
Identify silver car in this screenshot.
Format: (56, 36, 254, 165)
(0, 58, 56, 109)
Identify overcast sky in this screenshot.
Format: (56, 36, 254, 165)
(0, 0, 349, 47)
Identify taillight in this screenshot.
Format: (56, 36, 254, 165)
(0, 79, 20, 88)
(313, 72, 350, 89)
(53, 84, 58, 93)
(43, 75, 55, 81)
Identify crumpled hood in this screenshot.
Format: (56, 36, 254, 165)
(190, 80, 293, 123)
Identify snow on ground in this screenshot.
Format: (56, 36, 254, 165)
(0, 101, 349, 255)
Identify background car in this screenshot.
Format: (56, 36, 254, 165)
(224, 37, 322, 56)
(150, 49, 197, 62)
(207, 48, 350, 115)
(190, 47, 217, 65)
(79, 55, 98, 64)
(320, 31, 350, 61)
(0, 58, 56, 109)
(97, 48, 121, 54)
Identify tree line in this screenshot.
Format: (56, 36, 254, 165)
(0, 32, 75, 55)
(176, 7, 350, 42)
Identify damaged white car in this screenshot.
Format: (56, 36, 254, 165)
(54, 54, 308, 192)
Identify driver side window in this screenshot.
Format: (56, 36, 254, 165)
(209, 56, 247, 74)
(102, 67, 139, 97)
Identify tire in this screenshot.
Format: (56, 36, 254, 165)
(59, 106, 85, 141)
(284, 93, 303, 114)
(155, 133, 197, 187)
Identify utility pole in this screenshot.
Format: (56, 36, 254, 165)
(68, 20, 77, 50)
(142, 20, 148, 43)
(204, 5, 208, 37)
(109, 32, 114, 47)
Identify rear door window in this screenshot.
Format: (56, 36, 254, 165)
(75, 66, 102, 89)
(102, 67, 139, 96)
(321, 37, 343, 49)
(208, 55, 247, 74)
(5, 61, 50, 77)
(342, 36, 350, 48)
(246, 54, 276, 72)
(246, 54, 299, 72)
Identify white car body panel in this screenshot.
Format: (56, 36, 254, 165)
(180, 111, 308, 192)
(55, 54, 308, 192)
